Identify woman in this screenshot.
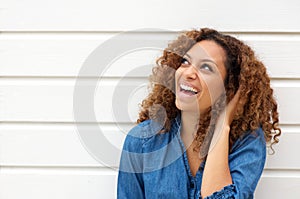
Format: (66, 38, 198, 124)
(117, 28, 281, 198)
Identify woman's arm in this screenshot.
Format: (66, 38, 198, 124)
(201, 125, 232, 197)
(117, 125, 146, 199)
(201, 91, 239, 198)
(201, 91, 266, 198)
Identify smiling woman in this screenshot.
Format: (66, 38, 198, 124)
(175, 40, 227, 113)
(117, 28, 281, 199)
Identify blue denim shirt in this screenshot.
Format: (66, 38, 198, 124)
(117, 115, 266, 199)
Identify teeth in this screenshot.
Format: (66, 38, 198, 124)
(180, 84, 198, 93)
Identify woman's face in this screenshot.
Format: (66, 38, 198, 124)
(175, 40, 227, 113)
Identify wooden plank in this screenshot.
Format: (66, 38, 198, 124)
(255, 170, 300, 198)
(266, 131, 300, 169)
(0, 167, 299, 199)
(0, 78, 147, 123)
(242, 36, 300, 79)
(0, 167, 117, 199)
(0, 123, 129, 167)
(272, 80, 300, 124)
(0, 78, 299, 124)
(0, 123, 299, 169)
(1, 0, 300, 32)
(0, 33, 169, 77)
(1, 33, 300, 78)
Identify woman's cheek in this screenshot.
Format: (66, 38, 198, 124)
(200, 79, 225, 107)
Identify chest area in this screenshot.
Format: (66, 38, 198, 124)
(143, 158, 189, 198)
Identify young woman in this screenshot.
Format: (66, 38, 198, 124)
(117, 28, 281, 199)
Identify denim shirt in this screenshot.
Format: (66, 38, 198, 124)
(117, 115, 266, 199)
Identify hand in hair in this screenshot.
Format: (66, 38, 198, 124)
(202, 89, 241, 197)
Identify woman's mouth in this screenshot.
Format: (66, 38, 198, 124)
(179, 84, 199, 96)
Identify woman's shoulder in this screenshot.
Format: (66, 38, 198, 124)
(122, 118, 180, 153)
(122, 119, 164, 152)
(231, 127, 266, 153)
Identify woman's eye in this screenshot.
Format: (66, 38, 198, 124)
(181, 58, 189, 65)
(200, 63, 213, 72)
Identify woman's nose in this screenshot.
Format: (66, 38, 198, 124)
(183, 65, 198, 80)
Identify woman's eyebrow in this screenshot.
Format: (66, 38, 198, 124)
(201, 59, 218, 66)
(185, 53, 219, 67)
(184, 53, 192, 60)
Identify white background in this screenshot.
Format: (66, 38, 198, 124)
(1, 0, 300, 198)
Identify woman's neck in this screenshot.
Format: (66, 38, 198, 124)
(180, 110, 201, 148)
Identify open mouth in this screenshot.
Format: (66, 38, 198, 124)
(179, 84, 199, 95)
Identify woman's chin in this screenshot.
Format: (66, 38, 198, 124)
(175, 98, 199, 112)
(175, 99, 211, 115)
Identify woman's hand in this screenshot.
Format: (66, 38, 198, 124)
(202, 90, 241, 197)
(209, 90, 241, 152)
(218, 90, 241, 129)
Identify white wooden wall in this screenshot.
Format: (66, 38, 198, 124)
(1, 0, 300, 198)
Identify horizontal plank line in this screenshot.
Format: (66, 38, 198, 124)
(0, 165, 118, 175)
(1, 77, 300, 82)
(0, 76, 149, 80)
(278, 124, 300, 128)
(0, 77, 150, 86)
(1, 165, 300, 177)
(2, 30, 300, 35)
(263, 168, 300, 178)
(0, 121, 135, 126)
(1, 32, 300, 41)
(0, 121, 298, 128)
(0, 165, 118, 170)
(1, 165, 299, 172)
(0, 121, 299, 128)
(271, 77, 300, 81)
(0, 121, 135, 132)
(271, 79, 300, 87)
(0, 30, 177, 34)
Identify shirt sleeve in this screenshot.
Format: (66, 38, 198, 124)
(202, 128, 267, 199)
(117, 124, 147, 199)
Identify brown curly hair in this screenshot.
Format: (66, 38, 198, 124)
(137, 28, 281, 155)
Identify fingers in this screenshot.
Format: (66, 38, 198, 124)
(227, 89, 241, 111)
(224, 89, 241, 124)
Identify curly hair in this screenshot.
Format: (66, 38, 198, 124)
(137, 28, 281, 155)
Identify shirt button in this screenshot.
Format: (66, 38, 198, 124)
(190, 182, 194, 188)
